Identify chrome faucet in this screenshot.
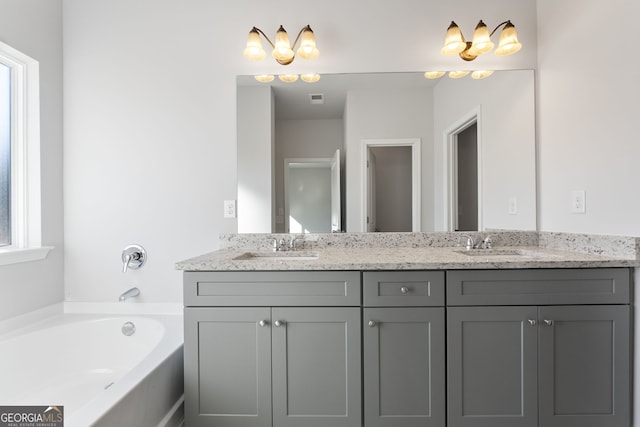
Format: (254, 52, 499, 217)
(272, 237, 300, 252)
(119, 287, 140, 302)
(122, 244, 147, 273)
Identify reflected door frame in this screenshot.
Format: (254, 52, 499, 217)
(360, 138, 421, 232)
(442, 107, 483, 232)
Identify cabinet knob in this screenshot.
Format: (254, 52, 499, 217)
(258, 320, 268, 327)
(544, 319, 554, 326)
(400, 286, 409, 294)
(274, 320, 284, 327)
(527, 319, 537, 326)
(368, 320, 377, 327)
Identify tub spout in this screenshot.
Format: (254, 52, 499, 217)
(119, 287, 140, 302)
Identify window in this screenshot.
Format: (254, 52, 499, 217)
(0, 62, 9, 246)
(0, 41, 50, 265)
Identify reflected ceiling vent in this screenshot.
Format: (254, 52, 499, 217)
(309, 93, 324, 104)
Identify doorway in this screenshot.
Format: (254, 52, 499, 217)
(444, 110, 482, 231)
(361, 138, 421, 232)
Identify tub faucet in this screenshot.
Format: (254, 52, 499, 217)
(119, 287, 140, 302)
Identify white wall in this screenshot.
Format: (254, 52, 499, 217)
(275, 119, 343, 233)
(62, 0, 537, 302)
(345, 89, 434, 231)
(0, 1, 63, 321)
(237, 85, 274, 233)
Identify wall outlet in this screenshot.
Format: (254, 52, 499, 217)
(508, 197, 518, 215)
(570, 190, 586, 214)
(224, 200, 236, 218)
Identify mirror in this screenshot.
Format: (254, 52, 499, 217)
(237, 70, 536, 233)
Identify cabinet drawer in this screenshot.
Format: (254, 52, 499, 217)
(447, 268, 631, 306)
(364, 271, 445, 306)
(184, 271, 361, 306)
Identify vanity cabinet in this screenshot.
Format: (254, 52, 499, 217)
(446, 268, 631, 427)
(183, 271, 362, 427)
(362, 271, 446, 427)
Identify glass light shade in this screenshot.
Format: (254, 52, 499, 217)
(243, 29, 266, 61)
(296, 27, 320, 60)
(448, 70, 470, 79)
(278, 74, 299, 83)
(300, 73, 321, 83)
(494, 22, 522, 56)
(468, 20, 494, 56)
(471, 70, 494, 79)
(424, 71, 445, 79)
(254, 74, 275, 83)
(441, 21, 467, 56)
(272, 26, 295, 64)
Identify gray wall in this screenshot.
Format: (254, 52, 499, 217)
(0, 0, 63, 321)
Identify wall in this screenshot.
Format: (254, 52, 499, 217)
(275, 119, 343, 233)
(237, 85, 274, 233)
(0, 1, 63, 321)
(345, 88, 434, 231)
(62, 0, 537, 302)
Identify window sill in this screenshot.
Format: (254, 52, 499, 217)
(0, 246, 54, 266)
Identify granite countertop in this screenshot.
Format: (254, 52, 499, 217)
(175, 231, 640, 271)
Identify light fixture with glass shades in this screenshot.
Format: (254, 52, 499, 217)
(441, 20, 522, 61)
(244, 25, 319, 66)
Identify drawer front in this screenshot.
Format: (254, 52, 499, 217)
(364, 271, 445, 307)
(447, 268, 631, 306)
(184, 271, 361, 306)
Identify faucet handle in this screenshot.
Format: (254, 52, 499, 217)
(482, 235, 493, 249)
(122, 244, 147, 273)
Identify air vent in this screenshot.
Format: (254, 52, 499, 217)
(309, 93, 324, 105)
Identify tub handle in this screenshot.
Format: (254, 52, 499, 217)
(122, 244, 147, 273)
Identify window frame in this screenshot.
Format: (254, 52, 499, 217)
(0, 41, 51, 265)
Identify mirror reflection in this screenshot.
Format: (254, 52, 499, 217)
(237, 70, 536, 233)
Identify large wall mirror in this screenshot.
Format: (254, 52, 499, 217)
(237, 70, 536, 233)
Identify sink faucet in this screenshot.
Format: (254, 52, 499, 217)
(119, 287, 140, 302)
(273, 237, 299, 252)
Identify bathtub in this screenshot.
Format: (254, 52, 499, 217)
(0, 302, 184, 427)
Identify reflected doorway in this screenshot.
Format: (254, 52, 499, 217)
(361, 138, 421, 232)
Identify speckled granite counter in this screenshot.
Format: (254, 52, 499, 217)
(175, 231, 640, 271)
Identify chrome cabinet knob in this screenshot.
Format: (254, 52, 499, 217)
(274, 320, 284, 327)
(258, 320, 268, 327)
(527, 319, 537, 326)
(368, 320, 377, 327)
(400, 286, 409, 294)
(544, 319, 554, 326)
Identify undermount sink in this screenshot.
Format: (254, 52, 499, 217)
(456, 248, 538, 257)
(233, 251, 320, 261)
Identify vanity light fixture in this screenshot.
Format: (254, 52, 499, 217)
(300, 73, 321, 83)
(254, 74, 275, 83)
(244, 25, 319, 66)
(471, 70, 494, 79)
(441, 20, 522, 61)
(424, 71, 446, 79)
(448, 70, 470, 79)
(278, 74, 299, 83)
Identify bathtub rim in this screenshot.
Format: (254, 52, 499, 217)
(0, 302, 184, 427)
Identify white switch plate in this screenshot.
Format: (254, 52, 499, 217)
(508, 197, 517, 215)
(570, 190, 586, 214)
(224, 200, 236, 218)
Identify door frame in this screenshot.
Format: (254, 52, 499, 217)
(361, 138, 421, 232)
(442, 107, 483, 231)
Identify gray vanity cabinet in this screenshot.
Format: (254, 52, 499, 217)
(363, 271, 446, 427)
(183, 271, 362, 427)
(446, 268, 631, 427)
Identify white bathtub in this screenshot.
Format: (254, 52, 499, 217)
(0, 303, 184, 427)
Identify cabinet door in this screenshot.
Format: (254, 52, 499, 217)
(447, 306, 538, 427)
(271, 307, 361, 427)
(538, 305, 630, 427)
(363, 307, 445, 427)
(184, 307, 272, 427)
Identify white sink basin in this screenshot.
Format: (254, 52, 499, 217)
(233, 251, 320, 261)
